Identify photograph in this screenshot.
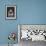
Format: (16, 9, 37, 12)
(5, 5, 16, 19)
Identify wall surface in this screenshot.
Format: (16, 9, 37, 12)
(0, 0, 46, 45)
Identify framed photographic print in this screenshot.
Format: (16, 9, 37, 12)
(5, 5, 16, 20)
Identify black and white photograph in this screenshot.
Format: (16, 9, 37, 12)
(5, 5, 16, 19)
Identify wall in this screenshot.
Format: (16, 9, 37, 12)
(0, 0, 46, 44)
(19, 0, 46, 24)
